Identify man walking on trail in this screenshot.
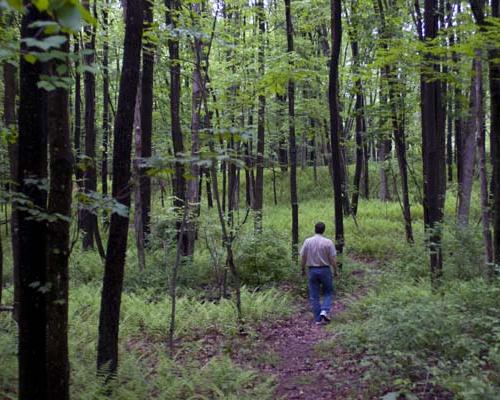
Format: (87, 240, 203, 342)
(300, 222, 338, 325)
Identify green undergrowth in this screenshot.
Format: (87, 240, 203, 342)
(0, 286, 292, 399)
(1, 164, 495, 399)
(320, 217, 500, 399)
(329, 276, 500, 399)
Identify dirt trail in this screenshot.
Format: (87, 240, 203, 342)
(235, 270, 373, 400)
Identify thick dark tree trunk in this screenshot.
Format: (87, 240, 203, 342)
(17, 7, 48, 399)
(140, 0, 154, 237)
(97, 0, 143, 376)
(421, 0, 446, 284)
(469, 0, 500, 266)
(46, 38, 72, 400)
(253, 0, 266, 232)
(329, 0, 344, 256)
(490, 0, 500, 266)
(165, 0, 187, 253)
(81, 0, 98, 249)
(285, 0, 299, 262)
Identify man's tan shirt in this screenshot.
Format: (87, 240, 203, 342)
(300, 234, 337, 267)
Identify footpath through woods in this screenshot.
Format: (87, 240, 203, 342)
(233, 263, 379, 400)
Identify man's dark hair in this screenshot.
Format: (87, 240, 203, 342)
(315, 222, 326, 234)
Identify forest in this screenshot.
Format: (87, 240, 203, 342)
(0, 0, 499, 398)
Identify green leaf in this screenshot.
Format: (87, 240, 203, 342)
(37, 80, 56, 91)
(23, 35, 67, 51)
(24, 54, 38, 64)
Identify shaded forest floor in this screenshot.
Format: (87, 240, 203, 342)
(233, 265, 378, 400)
(235, 288, 370, 399)
(177, 261, 384, 399)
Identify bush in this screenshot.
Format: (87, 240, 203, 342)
(235, 229, 293, 286)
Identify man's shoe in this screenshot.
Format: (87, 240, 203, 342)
(320, 310, 331, 323)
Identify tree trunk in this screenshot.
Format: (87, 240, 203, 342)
(46, 37, 72, 400)
(186, 4, 203, 256)
(102, 2, 111, 197)
(165, 0, 187, 253)
(81, 0, 97, 249)
(285, 0, 299, 263)
(457, 59, 478, 226)
(97, 0, 143, 377)
(471, 54, 493, 268)
(277, 94, 288, 171)
(389, 76, 414, 242)
(3, 19, 19, 318)
(17, 7, 48, 399)
(134, 87, 146, 271)
(253, 0, 266, 232)
(140, 0, 154, 237)
(329, 0, 344, 256)
(73, 35, 83, 189)
(421, 0, 446, 284)
(491, 0, 500, 267)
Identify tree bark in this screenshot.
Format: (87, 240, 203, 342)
(17, 6, 49, 398)
(165, 0, 187, 253)
(97, 0, 143, 377)
(471, 54, 493, 268)
(389, 77, 414, 242)
(490, 0, 500, 267)
(457, 60, 479, 226)
(74, 37, 83, 188)
(329, 0, 345, 256)
(46, 37, 72, 400)
(285, 0, 299, 263)
(81, 0, 98, 249)
(2, 14, 18, 318)
(102, 2, 111, 197)
(140, 0, 154, 237)
(134, 87, 146, 271)
(469, 0, 499, 267)
(185, 3, 203, 256)
(253, 0, 266, 232)
(421, 0, 446, 284)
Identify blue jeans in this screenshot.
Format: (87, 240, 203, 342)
(307, 266, 334, 322)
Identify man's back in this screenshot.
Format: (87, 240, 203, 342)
(300, 234, 336, 267)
